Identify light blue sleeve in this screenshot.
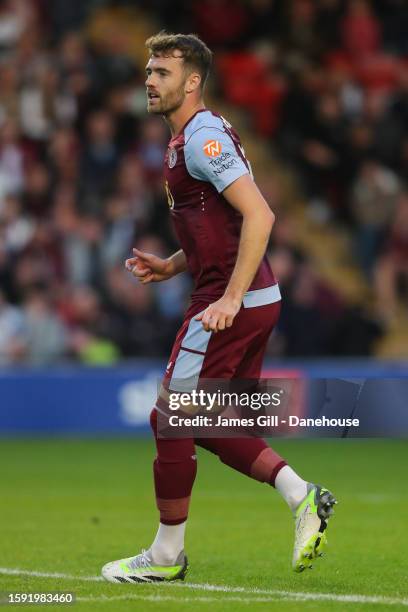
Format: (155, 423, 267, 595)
(184, 127, 249, 193)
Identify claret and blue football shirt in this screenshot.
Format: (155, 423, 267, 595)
(163, 109, 278, 304)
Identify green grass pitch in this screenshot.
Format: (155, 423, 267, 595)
(1, 438, 407, 611)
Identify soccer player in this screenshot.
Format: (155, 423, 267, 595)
(102, 32, 336, 583)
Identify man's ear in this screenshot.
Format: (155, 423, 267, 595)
(185, 72, 201, 94)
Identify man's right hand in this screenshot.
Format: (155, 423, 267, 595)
(125, 248, 175, 284)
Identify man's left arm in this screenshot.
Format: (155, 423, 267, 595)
(196, 174, 275, 332)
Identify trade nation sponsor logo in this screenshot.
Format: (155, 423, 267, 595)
(208, 151, 238, 175)
(203, 139, 222, 157)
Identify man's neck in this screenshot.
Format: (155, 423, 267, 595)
(165, 100, 206, 137)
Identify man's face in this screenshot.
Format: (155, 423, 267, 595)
(145, 52, 188, 115)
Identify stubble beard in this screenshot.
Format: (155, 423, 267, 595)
(147, 81, 186, 116)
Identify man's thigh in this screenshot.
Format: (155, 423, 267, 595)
(164, 301, 280, 384)
(202, 301, 280, 379)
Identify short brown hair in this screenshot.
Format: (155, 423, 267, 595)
(145, 31, 212, 89)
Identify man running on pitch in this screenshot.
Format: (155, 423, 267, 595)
(102, 32, 336, 583)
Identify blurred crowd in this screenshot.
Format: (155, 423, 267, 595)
(0, 0, 407, 365)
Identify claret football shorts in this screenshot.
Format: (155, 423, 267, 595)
(164, 284, 281, 385)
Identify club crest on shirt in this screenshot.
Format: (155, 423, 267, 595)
(203, 139, 222, 158)
(167, 147, 177, 168)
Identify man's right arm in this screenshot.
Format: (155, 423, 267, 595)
(125, 248, 187, 284)
(167, 249, 188, 276)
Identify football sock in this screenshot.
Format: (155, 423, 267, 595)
(149, 521, 186, 565)
(153, 455, 196, 524)
(274, 465, 308, 512)
(195, 437, 286, 485)
(150, 408, 197, 525)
